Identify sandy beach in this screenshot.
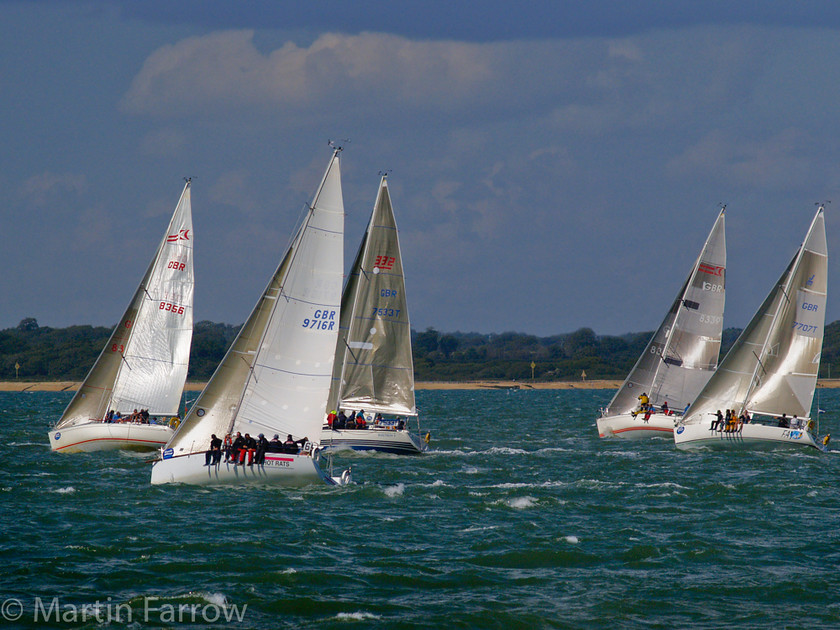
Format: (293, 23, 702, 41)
(5, 378, 840, 392)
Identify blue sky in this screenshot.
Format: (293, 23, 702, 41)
(3, 0, 840, 336)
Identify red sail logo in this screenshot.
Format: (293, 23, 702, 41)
(699, 263, 724, 276)
(167, 229, 190, 243)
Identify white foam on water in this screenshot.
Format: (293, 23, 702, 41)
(281, 568, 297, 574)
(384, 483, 404, 497)
(463, 525, 499, 533)
(334, 612, 381, 621)
(506, 496, 536, 509)
(52, 486, 76, 494)
(564, 535, 580, 544)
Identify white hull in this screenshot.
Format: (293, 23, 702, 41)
(48, 422, 173, 453)
(596, 412, 677, 439)
(320, 427, 427, 454)
(150, 450, 348, 486)
(674, 416, 822, 450)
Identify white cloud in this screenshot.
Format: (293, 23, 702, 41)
(17, 172, 87, 208)
(121, 30, 503, 117)
(666, 128, 817, 190)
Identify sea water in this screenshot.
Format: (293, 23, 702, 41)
(2, 389, 840, 628)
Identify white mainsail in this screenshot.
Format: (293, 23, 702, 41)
(55, 181, 194, 429)
(684, 206, 827, 423)
(165, 151, 344, 457)
(327, 175, 416, 417)
(604, 208, 726, 416)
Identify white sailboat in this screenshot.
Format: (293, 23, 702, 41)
(675, 206, 827, 450)
(151, 149, 351, 486)
(597, 208, 726, 439)
(48, 181, 194, 453)
(321, 175, 427, 455)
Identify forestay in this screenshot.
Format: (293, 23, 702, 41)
(685, 207, 826, 423)
(166, 151, 344, 455)
(604, 209, 726, 416)
(56, 182, 194, 428)
(328, 176, 416, 417)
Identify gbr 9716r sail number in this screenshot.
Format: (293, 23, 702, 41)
(302, 309, 336, 330)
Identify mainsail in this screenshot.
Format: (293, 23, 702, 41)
(604, 208, 726, 416)
(685, 207, 827, 422)
(56, 181, 194, 429)
(327, 176, 416, 417)
(166, 151, 344, 455)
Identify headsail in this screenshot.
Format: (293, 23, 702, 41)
(166, 151, 344, 455)
(604, 208, 726, 415)
(327, 176, 416, 416)
(56, 182, 194, 429)
(685, 207, 827, 422)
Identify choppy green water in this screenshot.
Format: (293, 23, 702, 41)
(2, 389, 840, 629)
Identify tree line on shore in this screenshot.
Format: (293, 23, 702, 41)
(4, 317, 840, 383)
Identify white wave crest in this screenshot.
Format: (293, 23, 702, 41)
(506, 496, 536, 509)
(384, 483, 405, 497)
(334, 612, 382, 621)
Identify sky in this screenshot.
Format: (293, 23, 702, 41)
(3, 0, 840, 337)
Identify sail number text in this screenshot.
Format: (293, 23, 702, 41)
(702, 282, 723, 292)
(699, 314, 722, 324)
(302, 309, 336, 330)
(374, 255, 396, 270)
(372, 307, 401, 318)
(381, 289, 398, 297)
(167, 260, 187, 271)
(793, 321, 819, 333)
(159, 302, 186, 315)
(801, 302, 819, 312)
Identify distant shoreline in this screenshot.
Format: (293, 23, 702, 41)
(5, 379, 840, 392)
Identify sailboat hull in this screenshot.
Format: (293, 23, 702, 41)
(674, 416, 822, 450)
(150, 451, 341, 486)
(48, 422, 174, 453)
(596, 412, 677, 439)
(320, 427, 427, 454)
